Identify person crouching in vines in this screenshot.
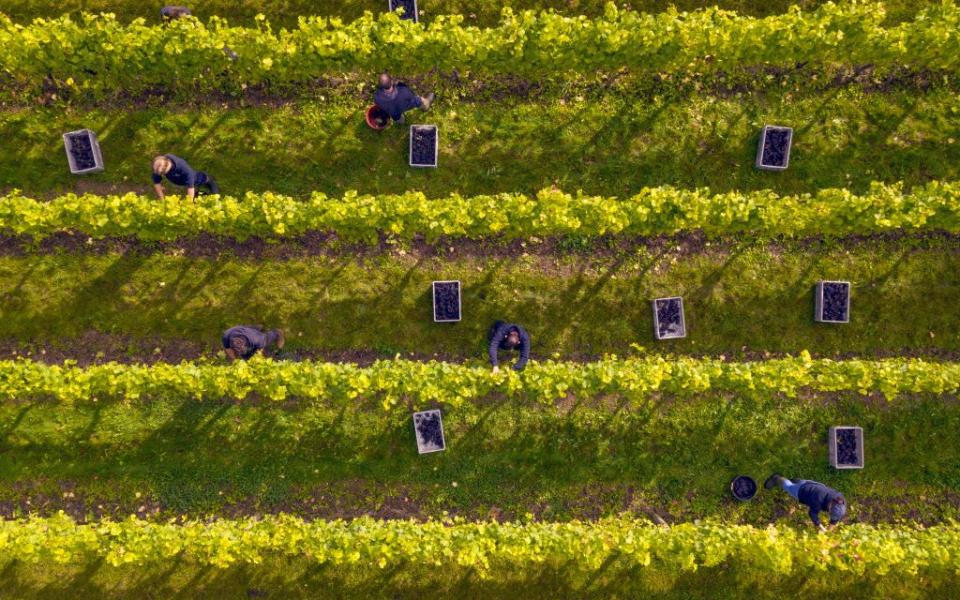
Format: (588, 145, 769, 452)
(222, 326, 285, 361)
(152, 154, 220, 201)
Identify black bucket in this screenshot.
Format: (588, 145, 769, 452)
(730, 475, 757, 501)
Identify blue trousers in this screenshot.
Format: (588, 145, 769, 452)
(781, 478, 808, 500)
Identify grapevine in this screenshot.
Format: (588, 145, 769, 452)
(1, 180, 958, 242)
(0, 353, 956, 408)
(1, 512, 958, 579)
(4, 2, 960, 99)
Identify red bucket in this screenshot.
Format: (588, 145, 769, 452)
(365, 105, 390, 130)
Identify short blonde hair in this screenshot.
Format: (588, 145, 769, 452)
(152, 155, 172, 175)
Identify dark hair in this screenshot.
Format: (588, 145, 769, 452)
(828, 496, 847, 523)
(229, 335, 248, 355)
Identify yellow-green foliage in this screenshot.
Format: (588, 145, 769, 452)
(3, 512, 960, 578)
(1, 353, 958, 407)
(3, 2, 960, 98)
(1, 181, 959, 241)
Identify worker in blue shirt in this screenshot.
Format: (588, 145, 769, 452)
(222, 326, 285, 361)
(152, 154, 219, 200)
(487, 321, 531, 373)
(765, 474, 847, 530)
(160, 6, 192, 20)
(374, 73, 434, 124)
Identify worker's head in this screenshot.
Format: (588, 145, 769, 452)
(828, 496, 846, 523)
(378, 73, 393, 90)
(152, 155, 173, 176)
(505, 329, 521, 348)
(229, 335, 248, 356)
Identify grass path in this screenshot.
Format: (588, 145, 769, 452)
(1, 391, 957, 524)
(4, 87, 960, 198)
(0, 236, 956, 361)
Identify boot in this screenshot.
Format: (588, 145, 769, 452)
(764, 474, 784, 490)
(205, 176, 220, 194)
(422, 92, 435, 110)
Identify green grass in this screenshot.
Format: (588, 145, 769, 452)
(0, 237, 956, 360)
(4, 86, 960, 198)
(1, 390, 958, 524)
(0, 0, 934, 29)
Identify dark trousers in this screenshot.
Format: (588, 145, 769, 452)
(193, 172, 220, 195)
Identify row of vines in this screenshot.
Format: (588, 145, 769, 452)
(1, 353, 957, 406)
(2, 181, 958, 241)
(4, 2, 960, 98)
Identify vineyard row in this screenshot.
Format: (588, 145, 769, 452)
(3, 512, 959, 577)
(2, 181, 959, 241)
(1, 353, 958, 406)
(4, 2, 960, 98)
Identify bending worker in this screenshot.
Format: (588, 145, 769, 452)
(373, 73, 434, 124)
(488, 320, 531, 373)
(152, 154, 220, 200)
(222, 325, 285, 361)
(160, 6, 192, 20)
(765, 474, 847, 530)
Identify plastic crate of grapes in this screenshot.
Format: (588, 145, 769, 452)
(413, 409, 446, 454)
(388, 0, 418, 22)
(63, 129, 105, 174)
(815, 281, 851, 324)
(652, 296, 686, 340)
(755, 125, 793, 171)
(829, 426, 864, 469)
(432, 280, 461, 322)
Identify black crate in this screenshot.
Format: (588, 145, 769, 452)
(815, 281, 851, 323)
(413, 409, 446, 454)
(653, 296, 686, 340)
(755, 125, 793, 171)
(432, 280, 461, 322)
(388, 0, 419, 22)
(829, 426, 864, 469)
(409, 124, 438, 168)
(63, 129, 105, 174)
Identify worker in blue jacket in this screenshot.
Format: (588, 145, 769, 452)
(765, 474, 847, 530)
(374, 73, 434, 124)
(160, 6, 192, 20)
(152, 154, 220, 200)
(487, 321, 531, 373)
(222, 326, 285, 361)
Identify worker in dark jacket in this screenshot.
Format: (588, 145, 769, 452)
(222, 326, 285, 361)
(152, 154, 219, 200)
(374, 73, 434, 124)
(160, 6, 192, 20)
(487, 321, 531, 373)
(765, 474, 847, 530)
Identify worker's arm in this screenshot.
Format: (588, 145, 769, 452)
(153, 182, 165, 199)
(185, 170, 198, 201)
(514, 326, 531, 371)
(488, 324, 505, 371)
(809, 507, 823, 529)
